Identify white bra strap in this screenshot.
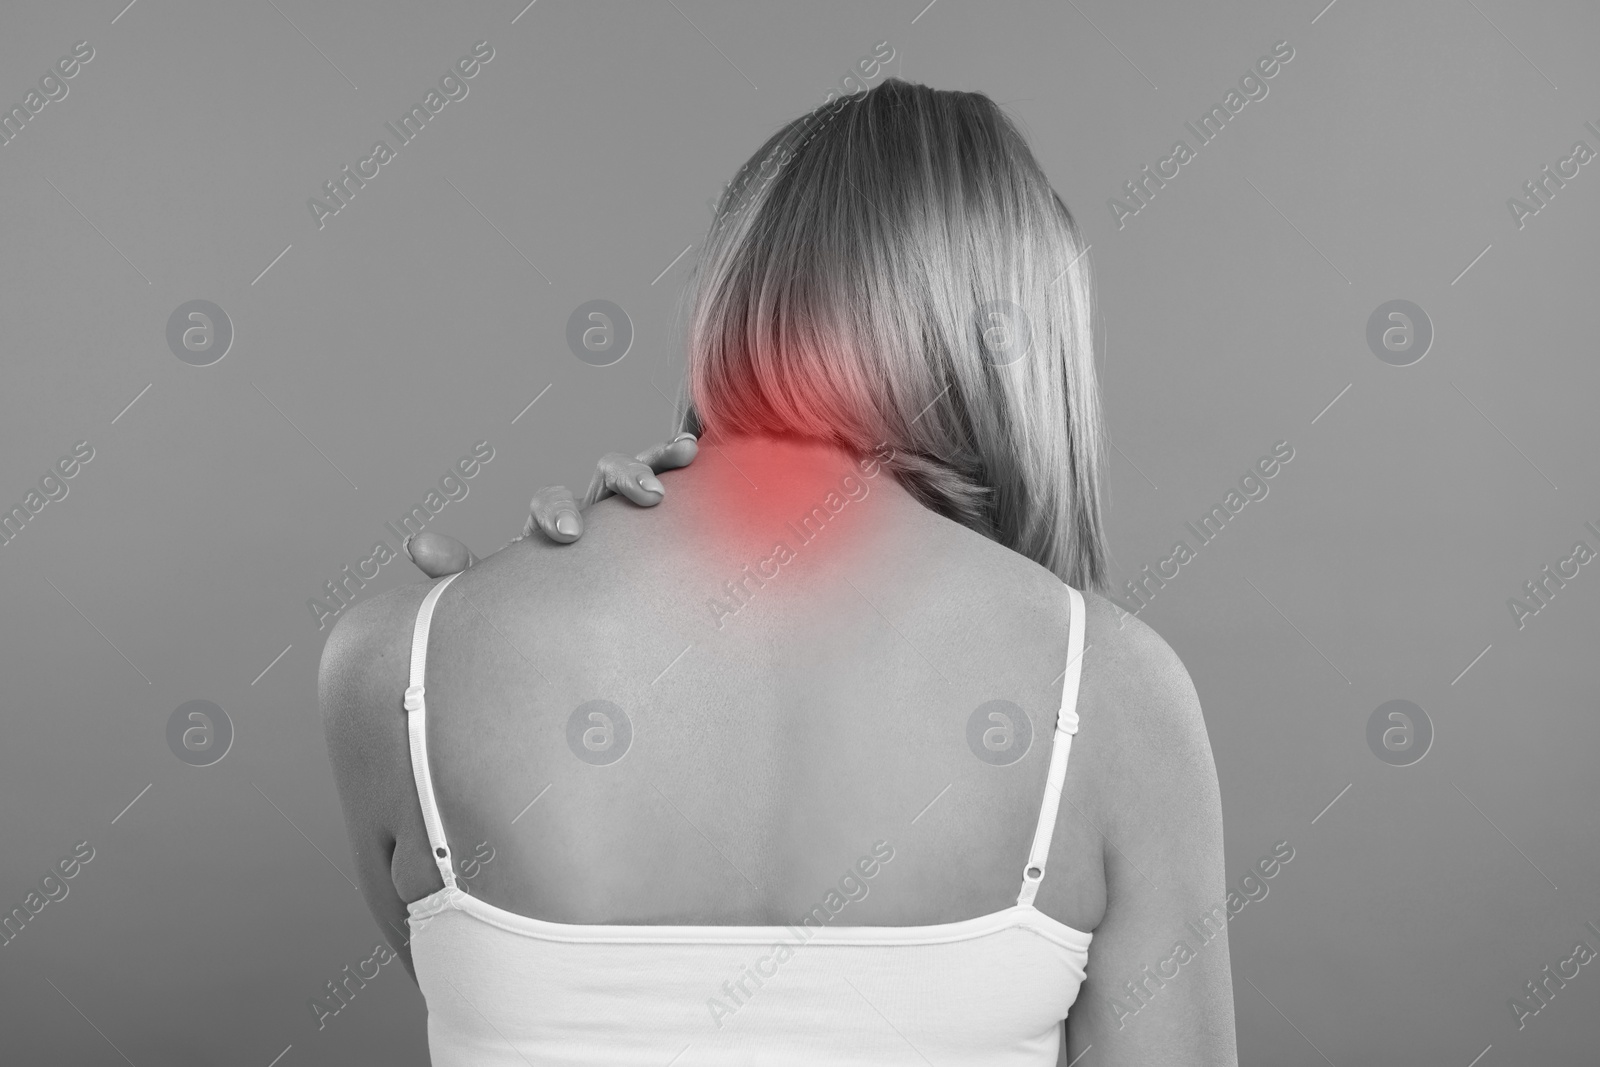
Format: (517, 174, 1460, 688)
(1017, 584, 1086, 907)
(406, 571, 464, 891)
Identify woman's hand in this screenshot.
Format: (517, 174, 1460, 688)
(404, 433, 698, 578)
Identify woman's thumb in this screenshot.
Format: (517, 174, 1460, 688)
(405, 531, 475, 578)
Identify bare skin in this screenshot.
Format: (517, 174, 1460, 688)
(319, 435, 1236, 1067)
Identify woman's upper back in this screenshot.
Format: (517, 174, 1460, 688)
(318, 439, 1224, 1063)
(374, 440, 1121, 929)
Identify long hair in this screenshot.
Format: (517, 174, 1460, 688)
(674, 78, 1107, 592)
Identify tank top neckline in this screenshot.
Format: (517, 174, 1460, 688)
(401, 570, 1091, 948)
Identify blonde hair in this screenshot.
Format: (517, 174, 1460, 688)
(674, 78, 1107, 592)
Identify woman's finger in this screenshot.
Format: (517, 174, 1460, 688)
(525, 484, 583, 543)
(406, 531, 476, 578)
(594, 452, 667, 507)
(581, 434, 699, 508)
(637, 432, 699, 474)
(403, 436, 699, 571)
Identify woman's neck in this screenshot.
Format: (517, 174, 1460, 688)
(696, 433, 876, 476)
(674, 433, 916, 555)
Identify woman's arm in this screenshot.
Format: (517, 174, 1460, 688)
(318, 584, 434, 982)
(1063, 598, 1237, 1066)
(406, 433, 699, 576)
(319, 433, 700, 982)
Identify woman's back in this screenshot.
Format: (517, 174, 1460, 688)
(391, 438, 1105, 933)
(321, 438, 1228, 1064)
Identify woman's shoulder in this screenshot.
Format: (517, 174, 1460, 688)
(317, 581, 438, 789)
(914, 511, 1208, 752)
(319, 582, 432, 695)
(1073, 591, 1218, 840)
(1080, 591, 1200, 716)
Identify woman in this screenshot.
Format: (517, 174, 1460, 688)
(321, 79, 1235, 1065)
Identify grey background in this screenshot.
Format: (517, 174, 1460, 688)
(1, 0, 1596, 1063)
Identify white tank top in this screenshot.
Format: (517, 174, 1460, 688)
(402, 571, 1092, 1065)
